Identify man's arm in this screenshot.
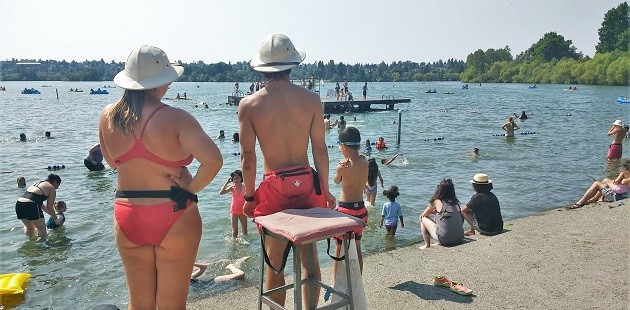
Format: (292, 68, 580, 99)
(310, 101, 335, 208)
(607, 126, 619, 136)
(238, 99, 257, 216)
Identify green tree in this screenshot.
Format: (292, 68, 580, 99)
(596, 2, 629, 53)
(517, 32, 582, 62)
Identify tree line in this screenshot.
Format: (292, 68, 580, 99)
(1, 3, 627, 86)
(0, 58, 465, 83)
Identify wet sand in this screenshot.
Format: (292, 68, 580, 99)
(188, 199, 628, 309)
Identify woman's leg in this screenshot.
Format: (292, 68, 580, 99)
(21, 219, 35, 236)
(420, 217, 436, 249)
(32, 218, 47, 238)
(368, 192, 376, 207)
(156, 205, 202, 310)
(575, 181, 605, 206)
(114, 221, 157, 310)
(230, 214, 238, 238)
(238, 215, 248, 236)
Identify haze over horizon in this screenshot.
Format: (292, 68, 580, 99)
(1, 0, 625, 64)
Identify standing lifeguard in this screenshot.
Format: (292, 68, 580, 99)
(239, 34, 336, 308)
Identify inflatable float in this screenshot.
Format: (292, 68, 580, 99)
(0, 273, 30, 295)
(616, 96, 630, 104)
(0, 273, 30, 307)
(90, 89, 109, 95)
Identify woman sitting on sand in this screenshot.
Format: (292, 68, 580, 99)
(419, 179, 465, 248)
(568, 159, 630, 209)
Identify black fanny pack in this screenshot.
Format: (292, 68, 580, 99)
(115, 186, 198, 212)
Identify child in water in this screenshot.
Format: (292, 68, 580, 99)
(365, 158, 384, 207)
(17, 176, 26, 188)
(219, 170, 248, 238)
(46, 201, 67, 229)
(334, 127, 369, 273)
(380, 186, 404, 236)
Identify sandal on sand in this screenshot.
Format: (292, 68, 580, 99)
(565, 204, 584, 210)
(450, 281, 473, 296)
(433, 275, 452, 287)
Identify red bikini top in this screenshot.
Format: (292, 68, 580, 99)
(113, 105, 193, 168)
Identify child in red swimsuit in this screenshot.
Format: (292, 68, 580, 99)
(219, 170, 248, 238)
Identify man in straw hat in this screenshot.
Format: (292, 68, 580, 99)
(461, 173, 504, 236)
(607, 120, 627, 160)
(238, 34, 336, 308)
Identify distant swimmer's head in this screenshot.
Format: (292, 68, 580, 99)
(44, 131, 51, 138)
(250, 34, 305, 74)
(232, 132, 240, 142)
(19, 133, 27, 141)
(114, 45, 183, 90)
(470, 173, 493, 193)
(17, 176, 26, 188)
(471, 148, 479, 156)
(508, 117, 514, 122)
(338, 127, 361, 150)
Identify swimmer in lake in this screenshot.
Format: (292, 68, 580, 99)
(190, 256, 250, 283)
(501, 117, 519, 137)
(381, 153, 403, 165)
(514, 111, 528, 120)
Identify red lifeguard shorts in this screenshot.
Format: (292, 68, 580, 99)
(253, 165, 327, 219)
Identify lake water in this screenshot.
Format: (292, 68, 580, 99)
(0, 81, 627, 309)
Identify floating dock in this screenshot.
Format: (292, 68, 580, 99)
(226, 92, 411, 114)
(321, 97, 410, 114)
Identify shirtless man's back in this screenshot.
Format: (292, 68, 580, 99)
(238, 33, 335, 308)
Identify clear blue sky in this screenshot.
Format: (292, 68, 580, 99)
(1, 0, 625, 64)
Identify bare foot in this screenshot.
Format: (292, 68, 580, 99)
(465, 229, 475, 236)
(231, 256, 251, 269)
(191, 264, 208, 280)
(565, 203, 584, 210)
(419, 244, 430, 249)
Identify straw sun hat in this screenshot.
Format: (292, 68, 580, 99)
(250, 34, 306, 73)
(612, 120, 623, 126)
(470, 173, 492, 184)
(114, 45, 183, 90)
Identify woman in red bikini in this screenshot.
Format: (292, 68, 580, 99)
(99, 45, 222, 309)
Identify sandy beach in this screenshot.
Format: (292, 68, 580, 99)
(188, 199, 628, 309)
